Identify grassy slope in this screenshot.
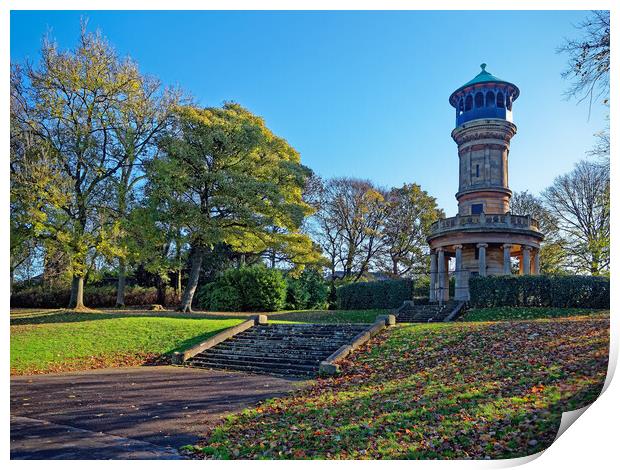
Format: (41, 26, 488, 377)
(10, 311, 243, 375)
(191, 312, 609, 459)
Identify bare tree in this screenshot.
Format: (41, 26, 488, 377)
(559, 10, 610, 169)
(542, 161, 609, 275)
(510, 191, 568, 274)
(312, 178, 388, 281)
(558, 10, 610, 111)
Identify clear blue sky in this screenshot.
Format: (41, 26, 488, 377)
(10, 10, 606, 214)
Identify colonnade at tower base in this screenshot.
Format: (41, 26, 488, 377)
(429, 240, 541, 302)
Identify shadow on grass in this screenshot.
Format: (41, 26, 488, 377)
(138, 326, 235, 366)
(10, 308, 385, 326)
(162, 327, 234, 356)
(10, 310, 252, 326)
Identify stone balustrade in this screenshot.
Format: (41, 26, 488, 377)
(429, 213, 540, 236)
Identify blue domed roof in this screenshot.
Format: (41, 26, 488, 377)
(449, 64, 519, 106)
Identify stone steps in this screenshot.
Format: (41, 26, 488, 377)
(195, 351, 323, 365)
(187, 361, 317, 377)
(184, 323, 369, 377)
(396, 302, 459, 323)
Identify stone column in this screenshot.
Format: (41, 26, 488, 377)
(429, 252, 437, 301)
(522, 246, 531, 275)
(533, 250, 540, 275)
(502, 244, 512, 275)
(443, 254, 450, 302)
(454, 244, 467, 300)
(437, 248, 446, 302)
(477, 243, 487, 276)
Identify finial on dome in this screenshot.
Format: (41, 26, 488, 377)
(480, 63, 487, 71)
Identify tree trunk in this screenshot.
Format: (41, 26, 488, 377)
(68, 275, 86, 310)
(68, 276, 77, 307)
(156, 276, 167, 306)
(115, 259, 126, 308)
(175, 236, 182, 302)
(176, 269, 182, 300)
(178, 246, 204, 313)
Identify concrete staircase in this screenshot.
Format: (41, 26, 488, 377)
(395, 301, 464, 323)
(185, 323, 370, 377)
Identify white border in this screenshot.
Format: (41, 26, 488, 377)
(3, 2, 617, 469)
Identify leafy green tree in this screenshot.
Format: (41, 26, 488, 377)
(10, 74, 71, 291)
(11, 26, 150, 309)
(123, 204, 178, 306)
(110, 76, 179, 307)
(285, 268, 329, 310)
(150, 103, 314, 312)
(380, 183, 444, 276)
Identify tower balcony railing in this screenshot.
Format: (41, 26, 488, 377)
(429, 213, 540, 236)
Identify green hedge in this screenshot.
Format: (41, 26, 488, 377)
(469, 275, 609, 309)
(285, 269, 329, 310)
(10, 285, 177, 308)
(336, 279, 413, 310)
(195, 265, 286, 312)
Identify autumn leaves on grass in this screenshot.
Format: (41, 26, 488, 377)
(190, 314, 609, 460)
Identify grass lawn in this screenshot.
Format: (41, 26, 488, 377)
(10, 310, 243, 375)
(462, 307, 607, 322)
(268, 309, 386, 324)
(187, 312, 609, 459)
(10, 308, 381, 375)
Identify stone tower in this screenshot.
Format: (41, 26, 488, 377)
(427, 64, 544, 301)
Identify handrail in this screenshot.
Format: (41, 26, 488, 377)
(318, 314, 396, 375)
(172, 315, 267, 364)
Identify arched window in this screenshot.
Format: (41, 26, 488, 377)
(486, 91, 495, 107)
(475, 92, 484, 108)
(506, 94, 513, 111)
(458, 98, 464, 115)
(496, 91, 505, 108)
(465, 95, 473, 111)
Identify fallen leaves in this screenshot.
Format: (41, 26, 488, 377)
(189, 313, 609, 460)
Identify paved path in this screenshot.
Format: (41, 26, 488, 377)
(11, 366, 302, 459)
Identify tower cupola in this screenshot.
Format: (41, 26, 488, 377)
(449, 63, 520, 127)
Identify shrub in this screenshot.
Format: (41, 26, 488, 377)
(195, 265, 286, 312)
(285, 269, 329, 310)
(209, 285, 243, 311)
(413, 276, 430, 297)
(469, 275, 609, 309)
(10, 285, 176, 308)
(549, 275, 610, 309)
(336, 279, 413, 310)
